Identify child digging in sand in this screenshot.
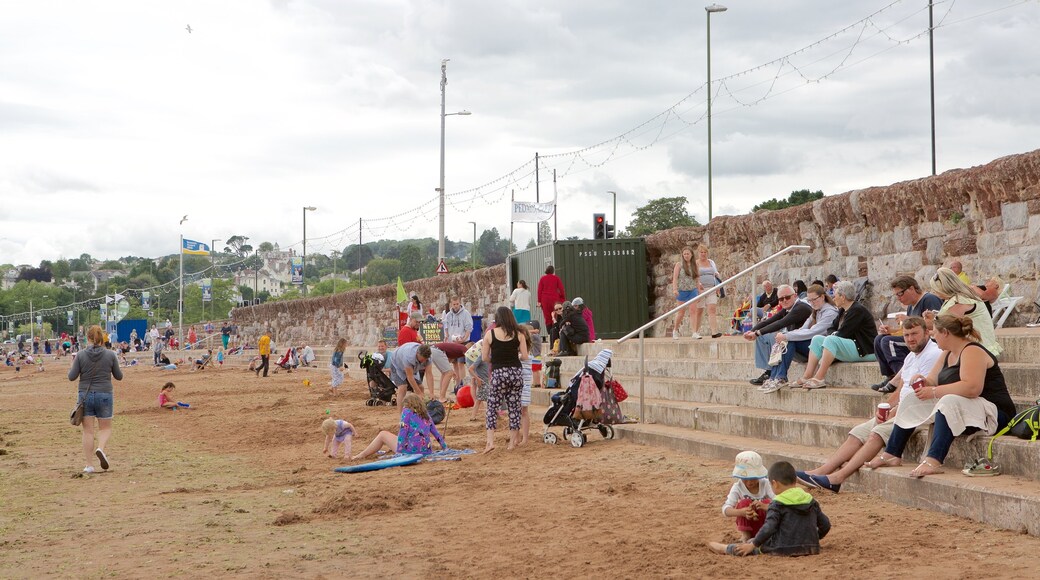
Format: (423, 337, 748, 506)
(709, 460, 830, 557)
(721, 451, 775, 541)
(321, 416, 356, 459)
(158, 382, 189, 409)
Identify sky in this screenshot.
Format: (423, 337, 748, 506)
(2, 0, 1039, 268)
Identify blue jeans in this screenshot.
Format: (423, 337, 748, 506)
(754, 333, 776, 371)
(885, 408, 1011, 463)
(874, 334, 909, 377)
(769, 339, 811, 381)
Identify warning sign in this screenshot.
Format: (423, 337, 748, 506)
(436, 260, 449, 275)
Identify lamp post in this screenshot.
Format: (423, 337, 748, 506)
(253, 248, 259, 305)
(302, 206, 316, 296)
(331, 250, 340, 295)
(467, 221, 477, 267)
(437, 58, 472, 266)
(210, 238, 220, 321)
(607, 191, 617, 229)
(705, 3, 727, 223)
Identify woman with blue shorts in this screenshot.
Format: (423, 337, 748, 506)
(69, 325, 123, 474)
(671, 247, 699, 338)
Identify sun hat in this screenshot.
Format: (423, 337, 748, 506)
(572, 297, 584, 306)
(731, 451, 768, 479)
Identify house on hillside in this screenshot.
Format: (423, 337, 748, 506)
(1, 269, 19, 291)
(90, 269, 126, 293)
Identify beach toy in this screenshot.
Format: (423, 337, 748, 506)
(456, 385, 474, 408)
(303, 379, 311, 386)
(334, 453, 423, 473)
(177, 402, 190, 408)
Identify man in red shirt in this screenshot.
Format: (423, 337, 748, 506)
(398, 312, 423, 345)
(536, 265, 566, 329)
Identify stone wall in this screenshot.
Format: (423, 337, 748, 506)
(231, 265, 509, 347)
(645, 149, 1040, 336)
(232, 149, 1040, 345)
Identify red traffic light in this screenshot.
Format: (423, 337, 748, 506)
(595, 216, 604, 223)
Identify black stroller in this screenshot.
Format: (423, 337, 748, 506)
(542, 353, 615, 448)
(358, 352, 398, 406)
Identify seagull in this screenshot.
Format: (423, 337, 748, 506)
(186, 24, 192, 33)
(180, 215, 188, 225)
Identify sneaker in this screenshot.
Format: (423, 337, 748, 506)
(96, 449, 109, 471)
(870, 377, 893, 391)
(876, 382, 898, 394)
(795, 470, 819, 488)
(83, 466, 95, 474)
(691, 332, 702, 340)
(711, 333, 723, 339)
(672, 329, 680, 340)
(749, 371, 771, 386)
(761, 378, 787, 394)
(962, 457, 1001, 477)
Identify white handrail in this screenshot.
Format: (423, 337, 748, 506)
(617, 244, 811, 422)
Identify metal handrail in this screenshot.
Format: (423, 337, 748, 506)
(617, 244, 811, 422)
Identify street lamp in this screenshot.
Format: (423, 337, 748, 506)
(253, 248, 259, 305)
(705, 3, 727, 223)
(607, 191, 617, 229)
(467, 221, 477, 267)
(438, 58, 472, 267)
(210, 238, 221, 321)
(302, 206, 317, 296)
(331, 250, 340, 295)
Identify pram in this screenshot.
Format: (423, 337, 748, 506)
(358, 352, 398, 406)
(542, 350, 615, 448)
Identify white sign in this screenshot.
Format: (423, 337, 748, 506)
(511, 199, 556, 223)
(436, 260, 449, 275)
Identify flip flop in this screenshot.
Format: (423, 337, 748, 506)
(909, 460, 945, 478)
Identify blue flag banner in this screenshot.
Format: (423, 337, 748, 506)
(182, 239, 211, 255)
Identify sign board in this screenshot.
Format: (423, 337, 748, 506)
(420, 322, 444, 343)
(202, 278, 212, 302)
(114, 300, 130, 322)
(435, 260, 449, 275)
(290, 257, 303, 284)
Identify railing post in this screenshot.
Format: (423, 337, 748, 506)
(751, 266, 758, 326)
(639, 329, 645, 423)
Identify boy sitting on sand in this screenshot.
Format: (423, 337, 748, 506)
(709, 461, 830, 557)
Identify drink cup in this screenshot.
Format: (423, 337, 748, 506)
(911, 378, 925, 391)
(877, 403, 892, 422)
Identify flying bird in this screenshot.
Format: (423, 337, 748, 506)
(180, 215, 189, 225)
(186, 24, 192, 33)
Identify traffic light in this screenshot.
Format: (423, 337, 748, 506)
(605, 221, 616, 239)
(593, 213, 606, 239)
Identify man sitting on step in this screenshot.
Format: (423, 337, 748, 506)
(745, 285, 813, 386)
(869, 276, 943, 393)
(794, 317, 940, 493)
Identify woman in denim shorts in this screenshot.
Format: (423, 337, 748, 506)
(69, 325, 123, 474)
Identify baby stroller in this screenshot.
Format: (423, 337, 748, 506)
(542, 350, 615, 448)
(358, 352, 397, 406)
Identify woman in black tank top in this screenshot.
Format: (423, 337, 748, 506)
(481, 307, 529, 453)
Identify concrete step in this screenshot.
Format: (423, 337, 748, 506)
(553, 354, 1040, 400)
(530, 388, 1039, 480)
(607, 422, 1040, 535)
(578, 331, 1040, 364)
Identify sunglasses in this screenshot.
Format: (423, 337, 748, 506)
(778, 294, 796, 301)
(894, 289, 907, 298)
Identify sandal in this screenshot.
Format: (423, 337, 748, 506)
(802, 378, 827, 390)
(790, 377, 809, 387)
(863, 454, 902, 470)
(909, 459, 945, 478)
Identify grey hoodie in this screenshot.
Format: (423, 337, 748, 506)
(68, 345, 123, 394)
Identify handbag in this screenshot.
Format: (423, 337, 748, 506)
(70, 399, 85, 426)
(767, 340, 787, 367)
(599, 383, 625, 425)
(606, 378, 628, 403)
(714, 273, 726, 299)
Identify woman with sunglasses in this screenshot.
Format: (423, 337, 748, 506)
(794, 280, 878, 389)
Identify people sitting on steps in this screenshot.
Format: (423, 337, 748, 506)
(745, 284, 813, 387)
(571, 297, 596, 342)
(757, 284, 840, 394)
(870, 276, 944, 393)
(556, 301, 589, 356)
(791, 280, 878, 390)
(794, 317, 941, 492)
(925, 267, 1002, 358)
(755, 280, 779, 318)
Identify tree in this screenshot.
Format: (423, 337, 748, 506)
(623, 196, 700, 237)
(399, 245, 426, 281)
(525, 238, 537, 249)
(752, 189, 824, 212)
(364, 259, 401, 287)
(537, 222, 553, 245)
(477, 228, 513, 266)
(225, 235, 253, 258)
(17, 266, 52, 282)
(342, 244, 375, 271)
(257, 242, 275, 253)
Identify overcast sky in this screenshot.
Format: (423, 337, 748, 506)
(2, 0, 1038, 267)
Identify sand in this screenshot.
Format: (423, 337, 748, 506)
(1, 360, 1038, 579)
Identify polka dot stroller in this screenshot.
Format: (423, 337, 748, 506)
(541, 350, 615, 448)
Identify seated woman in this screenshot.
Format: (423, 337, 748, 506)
(760, 284, 839, 393)
(926, 268, 1002, 357)
(351, 393, 447, 460)
(557, 301, 590, 356)
(864, 314, 1014, 477)
(794, 280, 878, 389)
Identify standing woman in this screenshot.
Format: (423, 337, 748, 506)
(692, 244, 724, 339)
(329, 338, 347, 396)
(671, 246, 698, 339)
(69, 325, 123, 473)
(407, 295, 423, 317)
(536, 265, 566, 330)
(509, 280, 532, 324)
(482, 306, 529, 453)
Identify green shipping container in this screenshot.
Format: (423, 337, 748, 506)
(508, 239, 649, 339)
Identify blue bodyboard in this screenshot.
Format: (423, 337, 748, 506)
(333, 453, 424, 473)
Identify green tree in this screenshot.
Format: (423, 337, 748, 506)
(342, 244, 375, 271)
(623, 196, 700, 237)
(752, 189, 824, 212)
(477, 228, 514, 266)
(257, 241, 275, 253)
(364, 259, 401, 287)
(399, 245, 425, 281)
(225, 235, 253, 258)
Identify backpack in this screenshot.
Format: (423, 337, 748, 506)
(987, 402, 1040, 459)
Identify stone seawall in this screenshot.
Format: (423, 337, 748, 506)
(231, 265, 509, 347)
(231, 149, 1040, 345)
